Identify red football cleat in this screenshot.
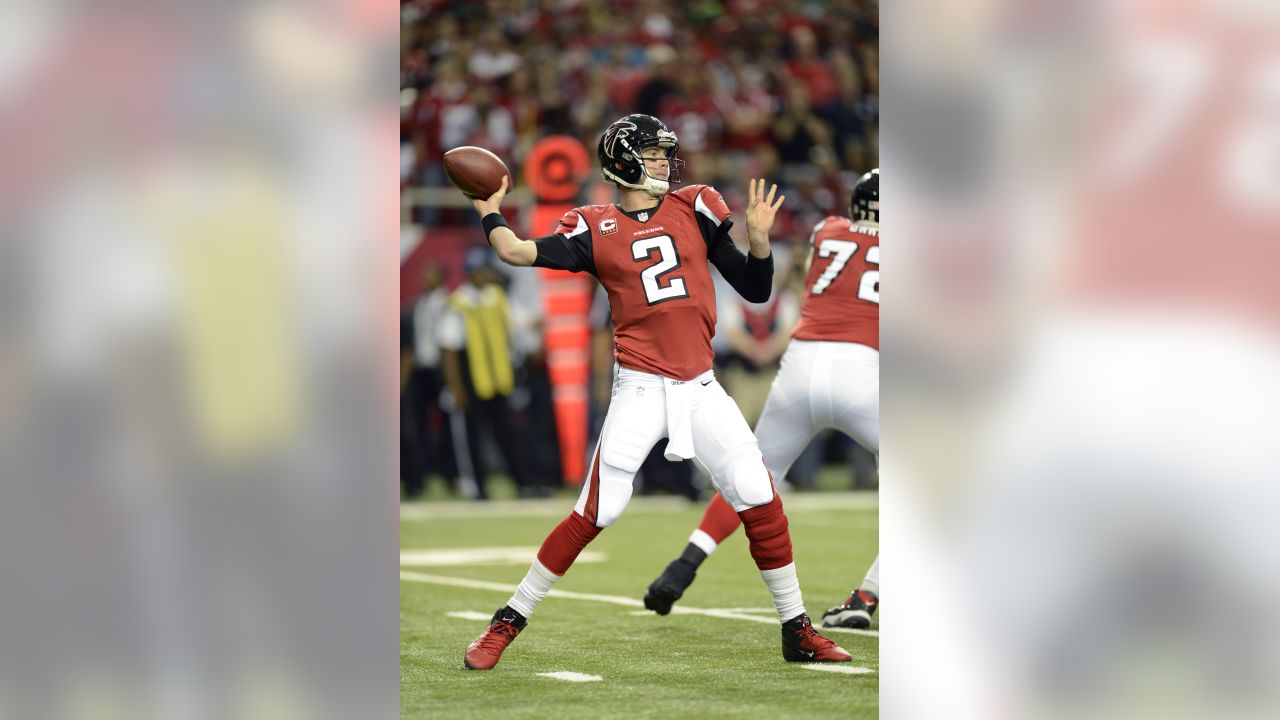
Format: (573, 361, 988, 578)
(781, 614, 853, 662)
(821, 588, 878, 630)
(464, 607, 527, 670)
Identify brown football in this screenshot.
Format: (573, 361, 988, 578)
(443, 146, 512, 199)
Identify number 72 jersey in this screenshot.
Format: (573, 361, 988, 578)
(792, 216, 879, 349)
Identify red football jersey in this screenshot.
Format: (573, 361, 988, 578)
(792, 216, 880, 348)
(539, 184, 737, 380)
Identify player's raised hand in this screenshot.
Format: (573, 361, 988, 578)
(745, 178, 784, 253)
(470, 175, 509, 216)
(746, 178, 785, 232)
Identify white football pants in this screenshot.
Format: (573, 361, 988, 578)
(574, 366, 776, 526)
(754, 339, 879, 480)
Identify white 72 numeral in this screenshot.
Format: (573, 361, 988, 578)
(812, 240, 879, 304)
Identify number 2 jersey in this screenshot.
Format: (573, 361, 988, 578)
(791, 216, 879, 350)
(530, 184, 773, 381)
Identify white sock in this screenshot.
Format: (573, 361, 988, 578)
(507, 559, 560, 618)
(860, 555, 880, 597)
(760, 562, 806, 623)
(688, 529, 719, 556)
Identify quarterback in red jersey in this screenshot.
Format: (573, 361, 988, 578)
(460, 114, 851, 669)
(645, 169, 882, 630)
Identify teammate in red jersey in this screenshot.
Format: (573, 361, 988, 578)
(644, 169, 882, 630)
(459, 114, 851, 669)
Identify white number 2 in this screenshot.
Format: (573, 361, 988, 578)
(858, 245, 879, 304)
(632, 234, 689, 305)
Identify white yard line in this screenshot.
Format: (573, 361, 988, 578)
(801, 664, 876, 675)
(445, 611, 493, 621)
(400, 547, 606, 567)
(403, 571, 878, 638)
(535, 671, 603, 683)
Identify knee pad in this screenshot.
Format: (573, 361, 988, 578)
(723, 453, 775, 510)
(590, 460, 636, 528)
(738, 493, 793, 570)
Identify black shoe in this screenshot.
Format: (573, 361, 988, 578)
(781, 614, 853, 662)
(820, 588, 878, 629)
(643, 559, 698, 615)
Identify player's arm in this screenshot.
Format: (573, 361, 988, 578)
(470, 177, 537, 266)
(438, 310, 469, 412)
(709, 233, 774, 303)
(698, 183, 776, 303)
(470, 176, 595, 273)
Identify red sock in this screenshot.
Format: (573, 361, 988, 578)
(696, 493, 743, 545)
(535, 511, 603, 576)
(737, 492, 793, 571)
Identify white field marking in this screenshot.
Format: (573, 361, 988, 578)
(628, 607, 775, 616)
(536, 671, 603, 683)
(401, 571, 878, 638)
(400, 491, 878, 521)
(801, 664, 876, 675)
(445, 611, 494, 621)
(400, 547, 606, 567)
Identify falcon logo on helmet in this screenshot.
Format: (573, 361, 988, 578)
(597, 114, 686, 197)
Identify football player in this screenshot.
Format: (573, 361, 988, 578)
(643, 169, 881, 630)
(460, 114, 852, 669)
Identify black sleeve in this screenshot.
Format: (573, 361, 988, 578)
(708, 226, 773, 303)
(533, 231, 596, 275)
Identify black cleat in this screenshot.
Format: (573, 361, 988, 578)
(821, 588, 878, 630)
(643, 558, 698, 615)
(781, 614, 853, 662)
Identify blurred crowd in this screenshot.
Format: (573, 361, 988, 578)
(400, 0, 878, 500)
(401, 0, 878, 237)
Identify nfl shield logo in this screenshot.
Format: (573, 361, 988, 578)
(638, 212, 649, 222)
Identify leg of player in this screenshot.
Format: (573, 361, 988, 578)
(644, 345, 818, 615)
(464, 369, 666, 670)
(822, 555, 879, 629)
(812, 342, 879, 630)
(689, 380, 851, 662)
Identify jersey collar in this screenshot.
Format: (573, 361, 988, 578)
(615, 197, 664, 223)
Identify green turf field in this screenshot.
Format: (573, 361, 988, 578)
(401, 490, 878, 719)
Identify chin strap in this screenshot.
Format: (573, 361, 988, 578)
(602, 167, 671, 197)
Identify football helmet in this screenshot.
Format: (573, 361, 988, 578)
(852, 168, 879, 223)
(598, 114, 685, 197)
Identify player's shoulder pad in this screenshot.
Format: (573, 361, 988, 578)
(809, 215, 856, 244)
(673, 184, 731, 227)
(554, 206, 605, 237)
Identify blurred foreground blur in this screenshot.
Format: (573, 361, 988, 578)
(1, 1, 397, 718)
(883, 0, 1280, 718)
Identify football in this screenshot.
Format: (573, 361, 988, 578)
(443, 146, 511, 199)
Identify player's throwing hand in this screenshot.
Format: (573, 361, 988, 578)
(470, 175, 509, 216)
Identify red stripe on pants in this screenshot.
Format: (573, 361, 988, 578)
(583, 446, 602, 525)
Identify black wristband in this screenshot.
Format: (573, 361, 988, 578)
(481, 213, 509, 245)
